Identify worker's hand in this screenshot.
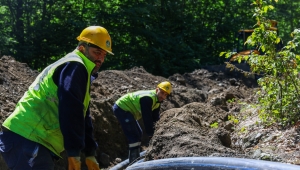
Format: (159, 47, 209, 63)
(68, 157, 81, 170)
(86, 156, 100, 170)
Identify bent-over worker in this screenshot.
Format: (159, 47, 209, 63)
(112, 81, 172, 163)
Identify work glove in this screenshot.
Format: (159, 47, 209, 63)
(68, 157, 81, 170)
(86, 156, 100, 170)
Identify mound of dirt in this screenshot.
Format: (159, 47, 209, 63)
(0, 55, 299, 170)
(146, 102, 242, 160)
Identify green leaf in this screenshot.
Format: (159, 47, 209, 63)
(219, 52, 226, 57)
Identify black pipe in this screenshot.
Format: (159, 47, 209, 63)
(109, 151, 146, 170)
(126, 157, 300, 170)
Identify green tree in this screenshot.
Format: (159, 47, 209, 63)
(0, 5, 16, 55)
(274, 0, 300, 52)
(222, 0, 300, 126)
(102, 0, 255, 77)
(1, 0, 300, 78)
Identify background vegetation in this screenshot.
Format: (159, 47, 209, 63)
(0, 0, 300, 78)
(221, 0, 300, 126)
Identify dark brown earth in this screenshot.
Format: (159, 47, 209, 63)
(0, 55, 299, 170)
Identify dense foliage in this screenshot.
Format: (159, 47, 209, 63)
(0, 0, 299, 77)
(222, 0, 300, 127)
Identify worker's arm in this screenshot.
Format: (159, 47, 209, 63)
(152, 106, 160, 123)
(82, 106, 98, 156)
(53, 61, 87, 157)
(82, 73, 99, 157)
(140, 96, 159, 137)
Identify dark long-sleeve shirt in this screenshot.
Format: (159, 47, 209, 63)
(53, 61, 97, 157)
(140, 96, 160, 136)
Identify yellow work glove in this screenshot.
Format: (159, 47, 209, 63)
(86, 156, 100, 170)
(68, 157, 81, 170)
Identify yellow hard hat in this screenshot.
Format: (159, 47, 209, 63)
(77, 26, 114, 55)
(157, 81, 172, 95)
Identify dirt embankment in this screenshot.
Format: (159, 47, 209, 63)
(0, 56, 299, 169)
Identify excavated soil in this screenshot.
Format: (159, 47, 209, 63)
(0, 55, 299, 170)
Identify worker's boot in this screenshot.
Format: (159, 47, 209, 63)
(128, 147, 140, 163)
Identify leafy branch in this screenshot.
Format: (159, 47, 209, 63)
(221, 0, 300, 127)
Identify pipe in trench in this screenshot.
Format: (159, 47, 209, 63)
(125, 157, 300, 170)
(109, 151, 146, 170)
(110, 152, 300, 170)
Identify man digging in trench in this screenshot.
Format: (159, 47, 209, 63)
(112, 81, 172, 163)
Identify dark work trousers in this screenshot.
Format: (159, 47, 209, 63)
(0, 129, 55, 170)
(112, 104, 142, 150)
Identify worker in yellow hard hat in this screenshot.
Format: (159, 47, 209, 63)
(112, 81, 172, 163)
(0, 26, 113, 170)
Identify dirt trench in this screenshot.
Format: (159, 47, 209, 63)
(0, 56, 299, 169)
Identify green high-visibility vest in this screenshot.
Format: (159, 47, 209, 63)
(116, 90, 160, 120)
(2, 49, 95, 157)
